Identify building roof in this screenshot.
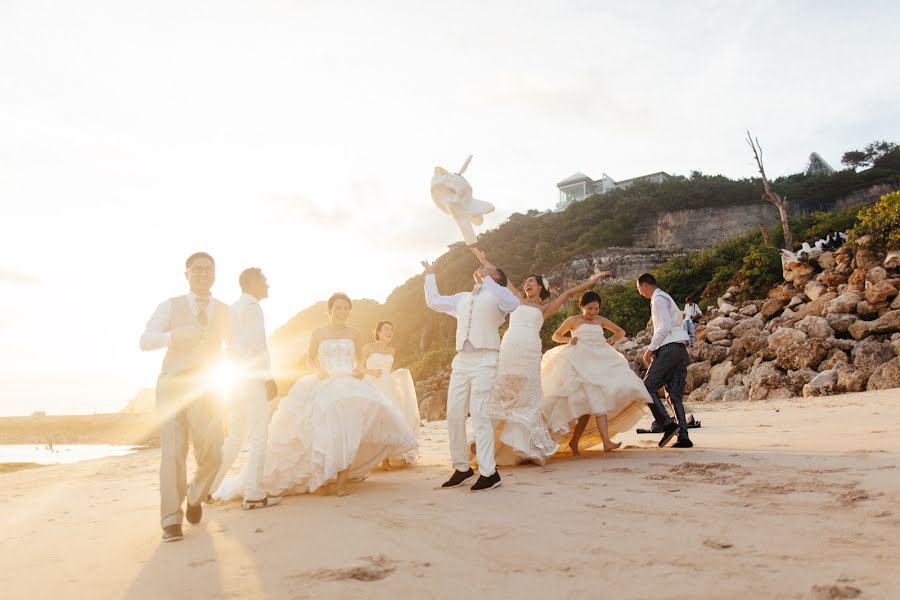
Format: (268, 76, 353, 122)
(556, 172, 593, 187)
(805, 152, 835, 176)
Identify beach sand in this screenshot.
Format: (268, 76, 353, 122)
(2, 389, 899, 600)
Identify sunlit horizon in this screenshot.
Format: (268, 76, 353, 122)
(2, 1, 899, 416)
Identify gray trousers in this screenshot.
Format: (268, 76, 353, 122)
(156, 373, 224, 528)
(643, 342, 690, 435)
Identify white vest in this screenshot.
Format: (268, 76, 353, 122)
(654, 289, 690, 347)
(455, 287, 505, 351)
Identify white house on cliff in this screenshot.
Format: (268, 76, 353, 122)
(555, 170, 672, 211)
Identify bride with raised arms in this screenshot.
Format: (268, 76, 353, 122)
(541, 290, 651, 455)
(470, 247, 609, 466)
(214, 292, 417, 499)
(362, 320, 420, 467)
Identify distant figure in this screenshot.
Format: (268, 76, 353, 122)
(140, 252, 228, 542)
(362, 321, 421, 468)
(210, 268, 281, 511)
(796, 239, 812, 262)
(683, 296, 702, 346)
(636, 273, 693, 448)
(825, 230, 847, 250)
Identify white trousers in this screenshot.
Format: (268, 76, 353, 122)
(211, 380, 269, 501)
(447, 350, 498, 476)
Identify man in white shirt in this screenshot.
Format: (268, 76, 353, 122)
(422, 260, 520, 491)
(210, 268, 281, 511)
(140, 252, 228, 542)
(637, 273, 693, 449)
(682, 296, 702, 346)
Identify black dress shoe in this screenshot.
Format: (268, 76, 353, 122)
(185, 502, 202, 524)
(470, 471, 501, 492)
(672, 437, 694, 448)
(162, 524, 183, 542)
(441, 468, 476, 488)
(658, 422, 679, 448)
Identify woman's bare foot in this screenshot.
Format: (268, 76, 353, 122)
(602, 440, 622, 452)
(568, 439, 582, 456)
(382, 459, 391, 471)
(336, 470, 349, 496)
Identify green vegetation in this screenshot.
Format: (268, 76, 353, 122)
(850, 190, 900, 250)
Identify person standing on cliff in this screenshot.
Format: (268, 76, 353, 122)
(682, 296, 702, 346)
(140, 252, 229, 542)
(636, 273, 693, 448)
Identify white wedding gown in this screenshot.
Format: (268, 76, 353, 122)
(541, 323, 651, 453)
(213, 339, 417, 499)
(364, 352, 420, 465)
(483, 304, 559, 465)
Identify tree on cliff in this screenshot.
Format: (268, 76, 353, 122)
(841, 140, 899, 170)
(746, 131, 793, 249)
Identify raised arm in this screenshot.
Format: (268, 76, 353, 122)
(471, 247, 523, 300)
(551, 316, 579, 345)
(599, 317, 626, 345)
(481, 274, 521, 313)
(541, 271, 610, 318)
(422, 261, 464, 316)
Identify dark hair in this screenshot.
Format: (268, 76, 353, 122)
(185, 252, 215, 269)
(580, 290, 602, 307)
(239, 268, 263, 292)
(637, 273, 656, 286)
(527, 274, 551, 301)
(327, 292, 352, 311)
(493, 267, 508, 288)
(374, 320, 393, 340)
(686, 295, 694, 303)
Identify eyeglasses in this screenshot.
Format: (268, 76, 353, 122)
(188, 266, 215, 275)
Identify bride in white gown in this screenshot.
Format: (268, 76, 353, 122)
(214, 293, 417, 499)
(363, 321, 420, 467)
(470, 247, 608, 465)
(542, 290, 650, 455)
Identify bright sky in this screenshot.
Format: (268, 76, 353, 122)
(2, 1, 899, 416)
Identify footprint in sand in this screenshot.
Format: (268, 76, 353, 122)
(298, 555, 399, 582)
(702, 538, 733, 550)
(810, 584, 861, 599)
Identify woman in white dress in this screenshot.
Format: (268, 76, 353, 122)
(470, 247, 609, 466)
(214, 293, 417, 499)
(362, 321, 420, 468)
(542, 290, 651, 456)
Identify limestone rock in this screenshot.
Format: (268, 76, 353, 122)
(816, 251, 836, 271)
(795, 292, 838, 318)
(783, 261, 815, 285)
(823, 292, 861, 315)
(746, 361, 787, 401)
(704, 385, 730, 403)
(706, 329, 730, 342)
(834, 362, 869, 393)
(706, 316, 736, 331)
(803, 369, 838, 397)
(851, 340, 895, 372)
(847, 268, 867, 292)
(819, 348, 849, 371)
(855, 300, 880, 320)
(732, 317, 765, 339)
(867, 357, 900, 391)
(718, 302, 738, 316)
(867, 266, 888, 284)
(686, 360, 711, 392)
(698, 344, 728, 365)
(804, 281, 827, 302)
(864, 280, 898, 305)
(768, 327, 808, 350)
(884, 250, 900, 270)
(825, 312, 858, 336)
(738, 303, 759, 317)
(775, 338, 829, 371)
(709, 360, 736, 387)
(854, 247, 880, 271)
(795, 315, 834, 339)
(827, 338, 856, 352)
(760, 298, 786, 320)
(687, 383, 710, 404)
(722, 386, 749, 402)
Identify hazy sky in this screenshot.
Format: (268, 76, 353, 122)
(2, 1, 899, 415)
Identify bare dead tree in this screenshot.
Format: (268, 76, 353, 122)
(758, 223, 771, 247)
(746, 131, 793, 249)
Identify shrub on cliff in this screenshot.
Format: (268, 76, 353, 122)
(850, 190, 900, 250)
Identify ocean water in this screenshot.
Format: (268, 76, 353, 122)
(0, 444, 142, 465)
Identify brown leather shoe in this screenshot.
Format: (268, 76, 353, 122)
(162, 524, 183, 542)
(185, 502, 202, 524)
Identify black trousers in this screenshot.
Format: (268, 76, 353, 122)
(643, 342, 690, 435)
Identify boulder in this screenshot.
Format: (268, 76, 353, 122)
(746, 361, 787, 401)
(712, 339, 733, 347)
(817, 251, 836, 271)
(867, 357, 900, 391)
(865, 310, 900, 336)
(783, 261, 815, 285)
(825, 312, 858, 336)
(834, 362, 869, 393)
(738, 303, 759, 317)
(847, 320, 871, 340)
(884, 250, 900, 270)
(827, 337, 856, 352)
(760, 298, 787, 320)
(706, 329, 730, 342)
(742, 334, 769, 356)
(704, 385, 730, 403)
(706, 316, 736, 331)
(817, 271, 848, 289)
(892, 294, 900, 310)
(767, 388, 795, 400)
(867, 266, 888, 284)
(864, 280, 898, 305)
(803, 369, 838, 397)
(795, 292, 838, 318)
(685, 360, 712, 392)
(819, 348, 849, 371)
(768, 327, 808, 350)
(804, 281, 828, 302)
(823, 292, 861, 315)
(854, 247, 880, 271)
(709, 360, 736, 387)
(795, 315, 834, 339)
(722, 386, 749, 402)
(855, 300, 881, 320)
(687, 383, 710, 404)
(847, 268, 867, 292)
(787, 295, 806, 308)
(731, 318, 764, 339)
(698, 344, 729, 364)
(786, 367, 818, 390)
(775, 338, 829, 371)
(851, 340, 895, 372)
(718, 302, 738, 316)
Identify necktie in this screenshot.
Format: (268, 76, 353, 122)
(195, 296, 209, 327)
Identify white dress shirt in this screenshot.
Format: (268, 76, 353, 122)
(140, 291, 217, 351)
(229, 293, 273, 382)
(425, 274, 520, 352)
(683, 302, 702, 321)
(649, 288, 675, 352)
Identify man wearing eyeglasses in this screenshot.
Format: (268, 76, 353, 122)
(140, 251, 229, 542)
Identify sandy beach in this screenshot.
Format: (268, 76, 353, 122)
(2, 389, 899, 600)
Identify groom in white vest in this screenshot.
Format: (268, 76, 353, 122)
(637, 273, 693, 448)
(422, 259, 520, 491)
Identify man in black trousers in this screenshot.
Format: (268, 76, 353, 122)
(636, 273, 693, 448)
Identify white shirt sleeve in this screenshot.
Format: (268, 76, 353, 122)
(231, 300, 272, 381)
(481, 276, 521, 314)
(140, 300, 173, 351)
(424, 274, 464, 317)
(648, 293, 673, 352)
